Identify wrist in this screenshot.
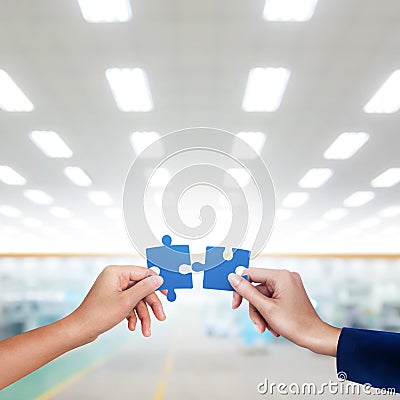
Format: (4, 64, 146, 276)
(62, 310, 99, 347)
(306, 321, 341, 357)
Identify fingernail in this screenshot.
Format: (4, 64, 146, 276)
(152, 275, 164, 287)
(228, 273, 241, 287)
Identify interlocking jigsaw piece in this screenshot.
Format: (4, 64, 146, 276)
(146, 235, 193, 302)
(192, 247, 250, 291)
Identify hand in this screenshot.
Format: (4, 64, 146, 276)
(228, 268, 341, 356)
(70, 266, 165, 344)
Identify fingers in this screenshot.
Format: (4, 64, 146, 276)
(144, 292, 166, 321)
(126, 310, 137, 331)
(267, 326, 280, 337)
(228, 273, 273, 313)
(249, 303, 267, 333)
(249, 304, 280, 337)
(126, 292, 166, 335)
(246, 267, 282, 285)
(106, 265, 150, 281)
(232, 291, 243, 309)
(136, 300, 151, 337)
(124, 275, 164, 307)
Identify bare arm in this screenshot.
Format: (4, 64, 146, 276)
(0, 266, 164, 390)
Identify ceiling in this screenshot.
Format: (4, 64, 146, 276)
(0, 0, 399, 254)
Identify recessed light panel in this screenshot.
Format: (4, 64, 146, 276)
(371, 168, 400, 188)
(106, 68, 153, 112)
(0, 70, 34, 112)
(323, 208, 348, 221)
(77, 0, 132, 23)
(282, 192, 310, 208)
(242, 68, 290, 112)
(130, 132, 162, 157)
(0, 205, 22, 218)
(24, 190, 54, 205)
(50, 207, 73, 219)
(64, 167, 92, 187)
(149, 168, 171, 188)
(30, 131, 73, 158)
(0, 166, 26, 185)
(364, 70, 400, 114)
(324, 132, 369, 160)
(298, 168, 333, 188)
(263, 0, 319, 22)
(343, 191, 375, 207)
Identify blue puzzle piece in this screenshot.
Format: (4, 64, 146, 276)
(192, 246, 250, 291)
(146, 235, 193, 302)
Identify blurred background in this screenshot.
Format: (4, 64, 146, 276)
(1, 0, 400, 399)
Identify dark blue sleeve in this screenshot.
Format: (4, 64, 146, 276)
(337, 327, 400, 392)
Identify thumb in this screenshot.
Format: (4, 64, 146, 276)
(228, 273, 272, 312)
(123, 275, 164, 307)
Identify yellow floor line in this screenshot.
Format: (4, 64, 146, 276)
(153, 343, 176, 400)
(33, 351, 118, 400)
(33, 341, 176, 400)
(153, 379, 167, 400)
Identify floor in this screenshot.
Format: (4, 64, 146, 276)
(1, 299, 390, 400)
(50, 309, 369, 400)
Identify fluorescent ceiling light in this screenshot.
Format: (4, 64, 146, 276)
(0, 69, 34, 112)
(0, 166, 26, 185)
(0, 205, 22, 218)
(343, 191, 375, 207)
(282, 192, 309, 208)
(323, 208, 349, 221)
(22, 217, 43, 228)
(24, 189, 54, 205)
(237, 132, 266, 155)
(149, 168, 171, 188)
(378, 206, 400, 218)
(227, 168, 252, 187)
(77, 0, 132, 23)
(106, 68, 153, 112)
(364, 70, 400, 114)
(64, 167, 92, 187)
(130, 131, 161, 155)
(298, 168, 333, 188)
(324, 132, 369, 160)
(371, 168, 400, 188)
(263, 0, 319, 21)
(88, 191, 114, 206)
(30, 131, 73, 158)
(50, 206, 73, 219)
(242, 67, 290, 112)
(275, 209, 293, 221)
(359, 217, 381, 229)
